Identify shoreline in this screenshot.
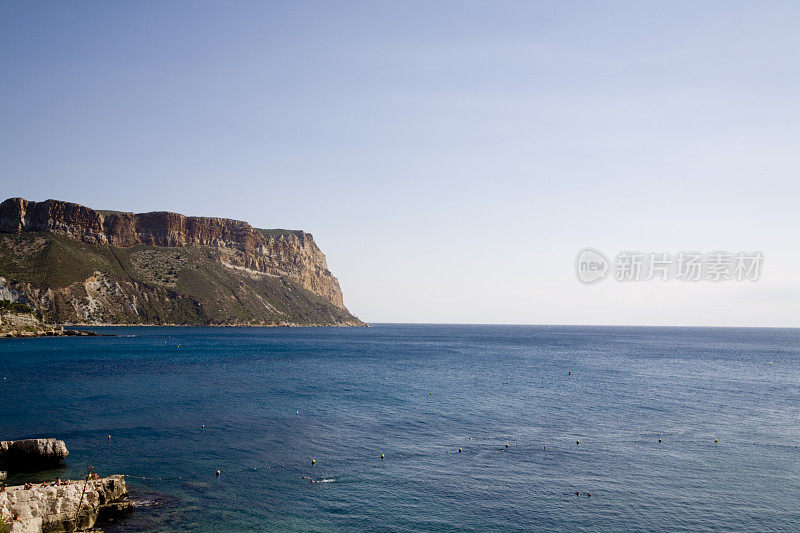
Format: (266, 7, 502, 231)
(61, 321, 370, 328)
(1, 321, 369, 338)
(0, 328, 99, 339)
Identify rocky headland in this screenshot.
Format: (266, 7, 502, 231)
(0, 198, 363, 327)
(0, 439, 130, 532)
(0, 311, 96, 339)
(0, 475, 130, 532)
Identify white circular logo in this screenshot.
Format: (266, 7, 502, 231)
(576, 248, 609, 284)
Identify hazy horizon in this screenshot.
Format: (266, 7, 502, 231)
(2, 1, 799, 327)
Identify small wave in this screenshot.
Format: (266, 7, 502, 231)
(317, 478, 335, 483)
(132, 498, 162, 508)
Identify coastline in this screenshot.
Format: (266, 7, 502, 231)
(0, 312, 101, 339)
(60, 321, 370, 328)
(1, 318, 369, 338)
(1, 329, 99, 339)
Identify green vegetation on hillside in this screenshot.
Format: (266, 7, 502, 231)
(256, 228, 305, 239)
(0, 233, 359, 326)
(0, 299, 35, 314)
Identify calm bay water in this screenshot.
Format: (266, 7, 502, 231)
(1, 325, 799, 531)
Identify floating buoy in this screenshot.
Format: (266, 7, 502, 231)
(296, 411, 299, 414)
(107, 435, 111, 441)
(202, 425, 205, 430)
(576, 440, 580, 445)
(658, 438, 662, 443)
(216, 470, 221, 476)
(569, 371, 571, 375)
(505, 443, 509, 448)
(714, 438, 718, 443)
(311, 459, 316, 465)
(380, 454, 385, 459)
(458, 448, 462, 453)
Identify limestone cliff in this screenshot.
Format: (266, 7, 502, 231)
(1, 475, 130, 532)
(0, 198, 362, 326)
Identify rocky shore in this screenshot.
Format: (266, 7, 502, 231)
(0, 439, 130, 532)
(0, 312, 97, 339)
(0, 440, 69, 470)
(1, 329, 98, 339)
(0, 475, 130, 532)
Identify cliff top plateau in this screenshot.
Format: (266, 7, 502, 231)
(0, 198, 362, 327)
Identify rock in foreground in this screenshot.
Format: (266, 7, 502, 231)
(0, 475, 130, 532)
(0, 440, 69, 470)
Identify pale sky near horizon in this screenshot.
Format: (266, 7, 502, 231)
(2, 1, 799, 326)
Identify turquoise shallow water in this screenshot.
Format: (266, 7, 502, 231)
(1, 324, 800, 531)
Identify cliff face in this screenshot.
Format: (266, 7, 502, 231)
(0, 198, 361, 326)
(0, 198, 345, 309)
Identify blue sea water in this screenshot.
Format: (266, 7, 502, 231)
(1, 325, 800, 531)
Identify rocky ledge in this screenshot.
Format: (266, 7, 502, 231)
(0, 312, 97, 339)
(0, 475, 131, 532)
(1, 329, 98, 339)
(0, 440, 69, 470)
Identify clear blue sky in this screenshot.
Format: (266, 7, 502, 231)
(2, 1, 799, 326)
